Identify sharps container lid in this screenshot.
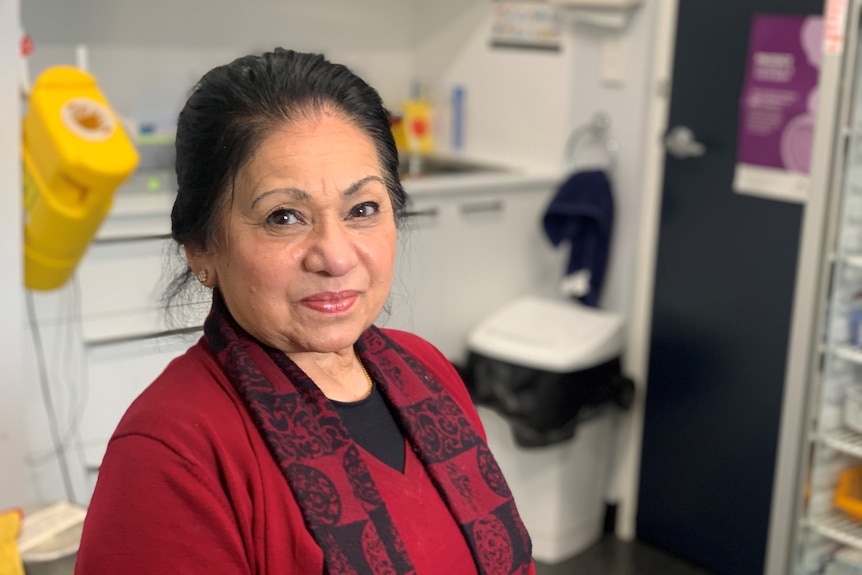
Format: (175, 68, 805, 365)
(467, 295, 624, 372)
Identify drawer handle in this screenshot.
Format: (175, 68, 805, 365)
(85, 325, 203, 348)
(460, 200, 503, 215)
(405, 208, 439, 218)
(92, 233, 173, 245)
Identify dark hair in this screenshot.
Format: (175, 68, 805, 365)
(164, 48, 406, 309)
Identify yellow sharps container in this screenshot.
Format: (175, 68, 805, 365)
(23, 66, 139, 290)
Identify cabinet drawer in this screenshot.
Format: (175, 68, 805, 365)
(75, 189, 207, 344)
(79, 334, 198, 472)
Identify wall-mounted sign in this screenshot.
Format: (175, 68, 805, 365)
(732, 14, 823, 203)
(491, 1, 562, 51)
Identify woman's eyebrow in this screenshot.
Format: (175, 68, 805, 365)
(342, 175, 386, 197)
(250, 187, 309, 209)
(250, 176, 385, 209)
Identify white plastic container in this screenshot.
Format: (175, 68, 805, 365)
(19, 502, 85, 575)
(479, 405, 613, 563)
(467, 295, 624, 373)
(21, 522, 82, 575)
(467, 295, 624, 563)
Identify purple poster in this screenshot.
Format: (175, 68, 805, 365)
(733, 14, 823, 202)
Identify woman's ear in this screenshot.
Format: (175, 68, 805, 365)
(184, 244, 216, 288)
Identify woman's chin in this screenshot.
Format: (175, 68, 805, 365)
(280, 327, 370, 356)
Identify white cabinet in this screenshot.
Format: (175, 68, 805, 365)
(381, 179, 564, 363)
(20, 178, 206, 503)
(385, 195, 447, 348)
(77, 176, 208, 346)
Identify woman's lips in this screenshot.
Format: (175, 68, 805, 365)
(299, 291, 359, 313)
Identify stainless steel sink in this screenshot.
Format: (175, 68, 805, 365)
(398, 155, 508, 179)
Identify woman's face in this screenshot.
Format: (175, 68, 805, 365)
(190, 111, 397, 356)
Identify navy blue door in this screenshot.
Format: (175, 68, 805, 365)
(637, 1, 823, 574)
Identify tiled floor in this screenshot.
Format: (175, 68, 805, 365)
(535, 536, 714, 575)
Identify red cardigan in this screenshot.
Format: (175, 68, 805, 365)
(75, 329, 535, 574)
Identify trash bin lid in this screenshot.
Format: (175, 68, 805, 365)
(467, 295, 624, 372)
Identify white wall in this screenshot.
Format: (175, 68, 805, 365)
(412, 0, 661, 315)
(561, 7, 661, 317)
(22, 0, 419, 131)
(560, 4, 665, 537)
(414, 0, 575, 173)
(22, 0, 418, 49)
(0, 0, 30, 510)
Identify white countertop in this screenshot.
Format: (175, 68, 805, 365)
(402, 166, 561, 197)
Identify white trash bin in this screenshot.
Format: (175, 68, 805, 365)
(464, 295, 631, 564)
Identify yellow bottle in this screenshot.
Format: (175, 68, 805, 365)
(22, 66, 139, 290)
(401, 100, 435, 156)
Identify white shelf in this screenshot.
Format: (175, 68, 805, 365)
(845, 254, 862, 269)
(809, 510, 862, 551)
(833, 345, 862, 364)
(822, 429, 862, 458)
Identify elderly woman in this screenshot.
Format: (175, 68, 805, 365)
(75, 49, 534, 574)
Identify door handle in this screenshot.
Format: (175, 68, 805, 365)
(663, 126, 706, 159)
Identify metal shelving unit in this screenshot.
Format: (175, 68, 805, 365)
(809, 511, 862, 551)
(794, 6, 862, 571)
(822, 428, 862, 458)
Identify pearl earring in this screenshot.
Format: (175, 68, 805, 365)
(197, 269, 208, 284)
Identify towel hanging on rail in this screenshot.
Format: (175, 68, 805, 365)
(542, 169, 614, 307)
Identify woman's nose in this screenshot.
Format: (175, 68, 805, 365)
(302, 219, 358, 276)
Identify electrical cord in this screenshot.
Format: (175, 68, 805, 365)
(26, 276, 91, 468)
(68, 276, 94, 481)
(25, 289, 78, 504)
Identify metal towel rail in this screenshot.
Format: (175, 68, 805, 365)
(563, 112, 618, 171)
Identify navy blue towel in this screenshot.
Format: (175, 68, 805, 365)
(542, 170, 614, 307)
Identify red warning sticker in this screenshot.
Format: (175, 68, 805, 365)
(824, 0, 847, 55)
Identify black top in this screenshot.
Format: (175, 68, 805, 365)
(330, 384, 406, 473)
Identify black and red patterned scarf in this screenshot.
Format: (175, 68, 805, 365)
(204, 294, 532, 574)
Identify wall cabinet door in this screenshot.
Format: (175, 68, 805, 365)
(384, 183, 562, 362)
(80, 336, 195, 470)
(441, 185, 562, 362)
(382, 195, 447, 346)
(77, 237, 174, 342)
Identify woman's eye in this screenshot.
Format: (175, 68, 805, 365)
(349, 202, 380, 219)
(266, 208, 301, 226)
